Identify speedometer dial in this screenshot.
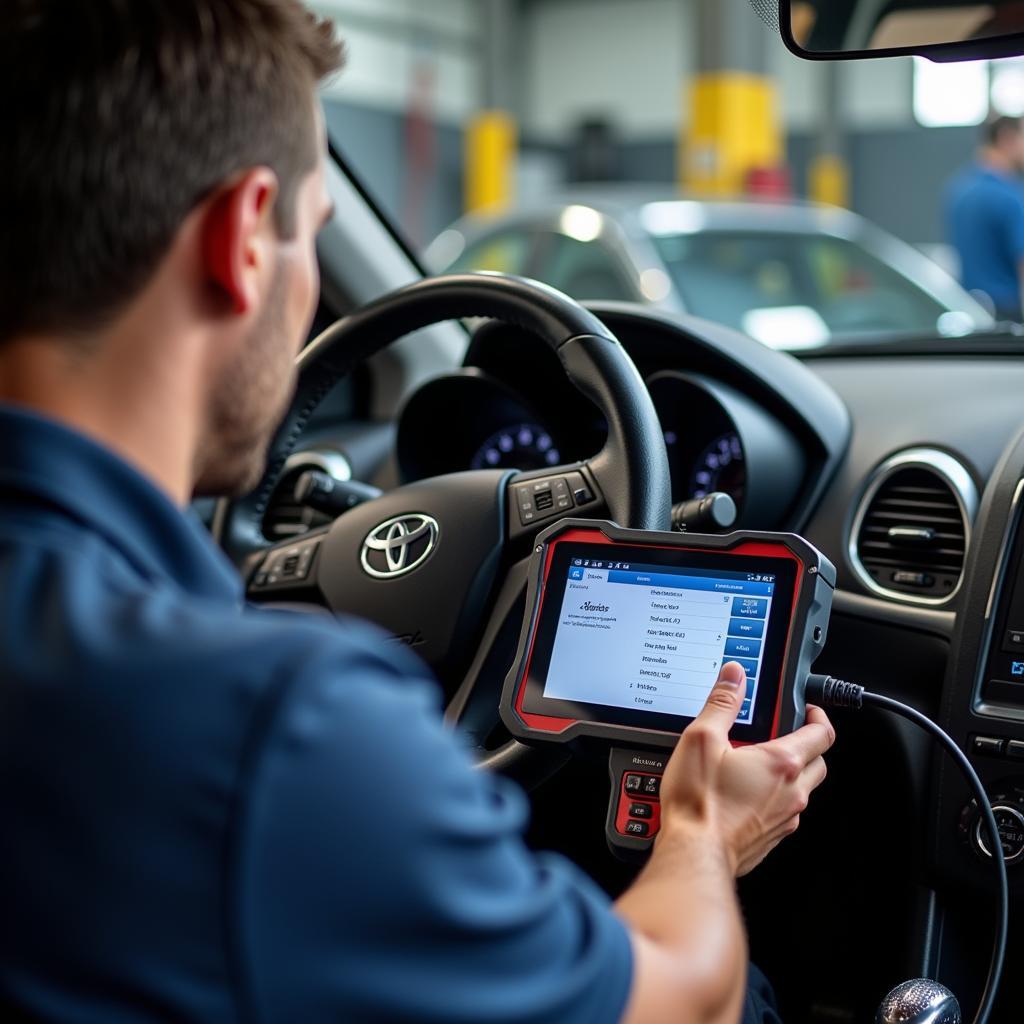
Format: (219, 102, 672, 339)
(471, 423, 562, 471)
(690, 432, 745, 500)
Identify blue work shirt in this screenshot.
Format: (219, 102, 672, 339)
(0, 404, 632, 1023)
(946, 163, 1024, 316)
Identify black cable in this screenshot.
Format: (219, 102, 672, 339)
(805, 675, 1008, 1024)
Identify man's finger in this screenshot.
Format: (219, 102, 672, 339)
(691, 662, 747, 733)
(800, 755, 828, 793)
(763, 714, 835, 767)
(804, 705, 836, 745)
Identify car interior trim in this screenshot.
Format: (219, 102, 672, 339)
(847, 447, 979, 608)
(973, 477, 1024, 723)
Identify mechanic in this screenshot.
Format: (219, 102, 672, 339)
(947, 115, 1024, 320)
(0, 3, 834, 1022)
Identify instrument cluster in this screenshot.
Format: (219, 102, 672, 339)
(396, 366, 798, 528)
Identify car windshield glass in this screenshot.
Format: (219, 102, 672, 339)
(652, 229, 973, 348)
(312, 1, 1022, 350)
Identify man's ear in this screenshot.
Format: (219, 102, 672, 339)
(201, 168, 280, 315)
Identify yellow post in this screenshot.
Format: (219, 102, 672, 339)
(465, 110, 516, 214)
(682, 73, 783, 197)
(809, 153, 851, 208)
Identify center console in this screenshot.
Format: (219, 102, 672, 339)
(934, 430, 1024, 882)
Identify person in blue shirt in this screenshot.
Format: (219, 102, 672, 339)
(946, 116, 1024, 320)
(0, 3, 834, 1022)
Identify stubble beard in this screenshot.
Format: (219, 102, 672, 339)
(192, 269, 298, 499)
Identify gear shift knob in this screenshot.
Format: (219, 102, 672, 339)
(876, 979, 961, 1024)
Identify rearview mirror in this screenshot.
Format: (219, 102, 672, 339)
(775, 0, 1024, 61)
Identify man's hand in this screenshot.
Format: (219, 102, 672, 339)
(616, 663, 835, 1024)
(660, 661, 835, 876)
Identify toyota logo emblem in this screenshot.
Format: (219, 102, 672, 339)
(360, 514, 440, 579)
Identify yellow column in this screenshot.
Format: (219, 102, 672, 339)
(464, 110, 517, 214)
(809, 153, 851, 208)
(682, 73, 783, 197)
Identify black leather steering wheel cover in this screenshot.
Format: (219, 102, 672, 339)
(558, 333, 671, 534)
(214, 272, 671, 558)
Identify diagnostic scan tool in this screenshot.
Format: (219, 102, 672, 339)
(500, 520, 835, 858)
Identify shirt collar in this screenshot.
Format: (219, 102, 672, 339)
(0, 403, 243, 602)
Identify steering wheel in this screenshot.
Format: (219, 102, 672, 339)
(213, 272, 671, 781)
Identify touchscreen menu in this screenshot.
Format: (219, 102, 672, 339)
(543, 558, 776, 723)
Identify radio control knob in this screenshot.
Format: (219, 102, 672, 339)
(972, 802, 1024, 865)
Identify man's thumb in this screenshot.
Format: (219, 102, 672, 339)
(695, 661, 747, 731)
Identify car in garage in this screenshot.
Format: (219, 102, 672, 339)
(427, 191, 994, 348)
(8, 0, 1024, 1023)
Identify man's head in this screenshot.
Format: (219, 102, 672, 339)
(984, 115, 1024, 173)
(0, 0, 344, 497)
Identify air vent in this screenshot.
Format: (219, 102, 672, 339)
(849, 450, 978, 606)
(261, 449, 351, 543)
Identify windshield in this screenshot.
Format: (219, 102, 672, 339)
(313, 1, 1021, 349)
(652, 229, 975, 348)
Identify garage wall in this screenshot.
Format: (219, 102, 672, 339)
(523, 0, 691, 140)
(311, 0, 483, 247)
(312, 0, 481, 123)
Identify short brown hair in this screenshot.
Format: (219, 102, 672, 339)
(986, 115, 1023, 147)
(0, 0, 345, 344)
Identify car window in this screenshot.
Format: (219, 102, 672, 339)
(532, 233, 635, 302)
(446, 229, 535, 277)
(653, 231, 957, 347)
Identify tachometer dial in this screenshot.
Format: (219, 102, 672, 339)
(690, 432, 745, 500)
(471, 424, 561, 471)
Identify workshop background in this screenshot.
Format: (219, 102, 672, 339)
(310, 0, 1023, 275)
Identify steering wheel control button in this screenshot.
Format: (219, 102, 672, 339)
(566, 472, 595, 506)
(973, 804, 1024, 864)
(1004, 628, 1024, 653)
(624, 773, 643, 794)
(624, 820, 650, 837)
(510, 472, 605, 534)
(641, 775, 661, 797)
(628, 802, 652, 819)
(514, 475, 577, 527)
(971, 735, 1005, 757)
(252, 539, 321, 591)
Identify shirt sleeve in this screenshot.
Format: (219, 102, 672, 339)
(230, 621, 633, 1024)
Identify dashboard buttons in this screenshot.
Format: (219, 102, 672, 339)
(629, 802, 652, 819)
(1005, 628, 1024, 653)
(971, 735, 1005, 757)
(973, 804, 1024, 865)
(624, 773, 643, 794)
(624, 820, 650, 837)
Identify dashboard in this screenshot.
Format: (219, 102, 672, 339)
(395, 367, 750, 505)
(394, 311, 826, 531)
